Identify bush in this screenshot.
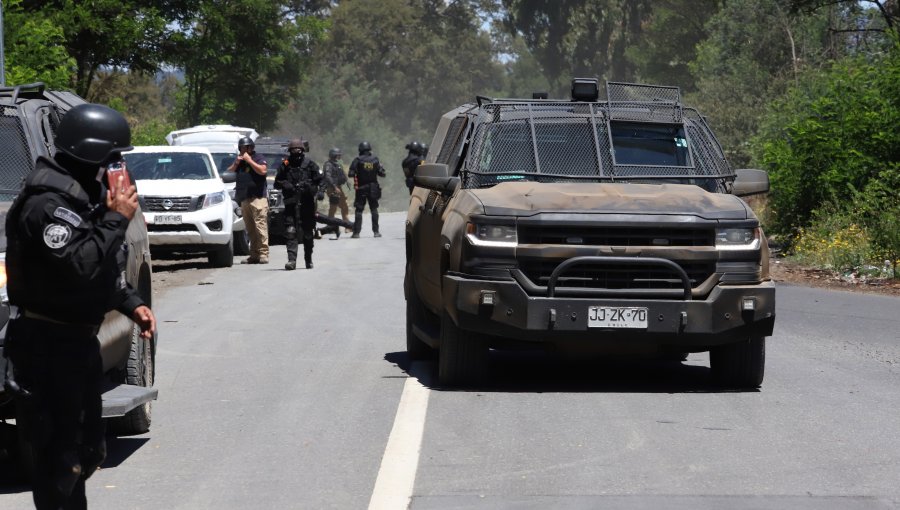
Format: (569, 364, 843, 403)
(792, 209, 873, 273)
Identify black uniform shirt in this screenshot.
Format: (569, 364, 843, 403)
(274, 155, 323, 203)
(5, 157, 146, 326)
(234, 152, 268, 202)
(402, 153, 424, 179)
(348, 154, 386, 186)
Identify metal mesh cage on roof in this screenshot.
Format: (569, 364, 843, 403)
(461, 98, 733, 190)
(0, 106, 34, 199)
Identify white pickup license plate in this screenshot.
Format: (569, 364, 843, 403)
(588, 306, 648, 329)
(155, 214, 182, 225)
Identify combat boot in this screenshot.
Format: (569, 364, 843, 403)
(373, 231, 382, 238)
(306, 260, 314, 269)
(351, 233, 360, 239)
(285, 260, 296, 271)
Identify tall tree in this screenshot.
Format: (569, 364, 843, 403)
(16, 0, 187, 98)
(626, 0, 722, 92)
(319, 0, 501, 134)
(171, 0, 327, 131)
(2, 0, 74, 89)
(688, 0, 831, 166)
(500, 0, 653, 94)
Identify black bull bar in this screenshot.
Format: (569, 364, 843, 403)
(530, 256, 693, 300)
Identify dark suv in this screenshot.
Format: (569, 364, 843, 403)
(0, 83, 157, 456)
(406, 80, 775, 388)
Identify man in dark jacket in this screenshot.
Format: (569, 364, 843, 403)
(4, 103, 156, 509)
(274, 138, 325, 270)
(228, 136, 269, 264)
(348, 141, 386, 238)
(402, 141, 425, 194)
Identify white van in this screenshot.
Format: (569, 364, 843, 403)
(125, 146, 235, 267)
(166, 125, 259, 255)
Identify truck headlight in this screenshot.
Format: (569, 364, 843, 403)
(466, 222, 517, 247)
(715, 227, 760, 250)
(201, 191, 226, 209)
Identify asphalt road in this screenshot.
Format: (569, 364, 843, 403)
(2, 211, 899, 509)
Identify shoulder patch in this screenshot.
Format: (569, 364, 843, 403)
(43, 223, 73, 249)
(52, 206, 82, 227)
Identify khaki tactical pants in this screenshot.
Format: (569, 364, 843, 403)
(241, 196, 269, 260)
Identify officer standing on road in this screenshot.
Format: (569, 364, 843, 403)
(323, 147, 351, 236)
(274, 138, 326, 270)
(228, 136, 269, 264)
(402, 141, 426, 194)
(348, 141, 386, 238)
(3, 103, 157, 509)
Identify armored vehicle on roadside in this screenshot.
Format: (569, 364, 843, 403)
(405, 80, 775, 388)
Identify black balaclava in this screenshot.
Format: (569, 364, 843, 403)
(55, 152, 105, 203)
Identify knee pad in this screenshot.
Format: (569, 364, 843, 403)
(285, 225, 297, 240)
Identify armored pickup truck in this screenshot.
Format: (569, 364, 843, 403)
(405, 80, 775, 388)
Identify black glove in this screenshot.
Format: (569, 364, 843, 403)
(281, 181, 294, 191)
(316, 191, 325, 201)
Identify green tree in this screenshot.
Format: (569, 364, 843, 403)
(688, 0, 831, 166)
(626, 0, 721, 92)
(500, 0, 653, 94)
(320, 0, 501, 135)
(15, 0, 186, 98)
(172, 0, 326, 131)
(753, 38, 900, 237)
(2, 0, 74, 89)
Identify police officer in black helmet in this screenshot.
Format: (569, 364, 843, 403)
(4, 103, 157, 509)
(402, 141, 426, 194)
(348, 141, 386, 238)
(274, 138, 325, 270)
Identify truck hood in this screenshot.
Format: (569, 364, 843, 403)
(135, 179, 225, 197)
(469, 182, 751, 220)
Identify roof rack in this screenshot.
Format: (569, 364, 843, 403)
(0, 82, 47, 103)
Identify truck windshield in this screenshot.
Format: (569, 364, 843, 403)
(610, 121, 690, 167)
(125, 152, 215, 180)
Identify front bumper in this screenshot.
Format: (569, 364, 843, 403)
(143, 202, 232, 249)
(442, 273, 775, 348)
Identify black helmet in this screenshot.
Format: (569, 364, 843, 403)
(55, 103, 133, 165)
(421, 143, 429, 156)
(329, 147, 342, 159)
(288, 138, 306, 151)
(358, 141, 372, 154)
(406, 141, 424, 156)
(238, 136, 255, 150)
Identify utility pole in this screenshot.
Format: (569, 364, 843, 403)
(0, 0, 5, 86)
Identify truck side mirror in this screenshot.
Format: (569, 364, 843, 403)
(221, 172, 236, 184)
(414, 163, 459, 195)
(732, 169, 769, 197)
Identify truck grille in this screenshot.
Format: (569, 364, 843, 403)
(143, 196, 195, 212)
(519, 225, 714, 247)
(518, 260, 715, 291)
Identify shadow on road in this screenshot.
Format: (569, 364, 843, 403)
(151, 253, 212, 273)
(384, 350, 758, 394)
(0, 429, 151, 494)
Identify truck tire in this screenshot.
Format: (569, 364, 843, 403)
(208, 238, 234, 268)
(438, 311, 488, 386)
(710, 336, 765, 388)
(109, 325, 154, 435)
(406, 291, 434, 361)
(233, 229, 250, 256)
